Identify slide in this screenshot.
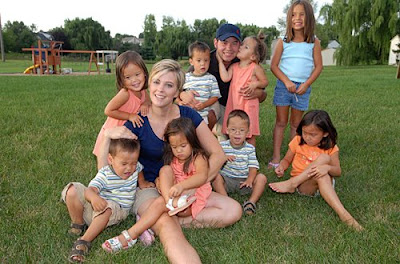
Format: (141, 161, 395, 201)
(23, 64, 40, 74)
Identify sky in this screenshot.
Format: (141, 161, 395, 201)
(1, 0, 333, 37)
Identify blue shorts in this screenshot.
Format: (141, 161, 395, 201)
(273, 79, 311, 111)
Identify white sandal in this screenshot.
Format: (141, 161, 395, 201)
(102, 230, 137, 253)
(166, 194, 197, 216)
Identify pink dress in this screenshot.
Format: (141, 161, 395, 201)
(222, 62, 260, 136)
(171, 157, 212, 219)
(92, 89, 146, 156)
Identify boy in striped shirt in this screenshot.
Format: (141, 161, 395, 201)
(176, 41, 221, 129)
(212, 110, 267, 215)
(61, 138, 142, 262)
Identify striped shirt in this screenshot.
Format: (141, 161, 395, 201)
(220, 140, 259, 179)
(183, 72, 220, 120)
(89, 163, 143, 210)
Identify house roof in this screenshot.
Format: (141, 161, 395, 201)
(327, 40, 340, 49)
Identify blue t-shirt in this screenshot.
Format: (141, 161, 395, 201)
(280, 41, 314, 83)
(124, 106, 203, 183)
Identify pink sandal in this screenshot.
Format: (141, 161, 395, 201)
(268, 161, 279, 169)
(136, 214, 155, 246)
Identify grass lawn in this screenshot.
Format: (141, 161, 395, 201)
(0, 59, 116, 74)
(0, 64, 399, 263)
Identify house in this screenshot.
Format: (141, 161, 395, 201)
(321, 40, 340, 66)
(122, 36, 144, 46)
(36, 31, 53, 41)
(388, 35, 400, 65)
(35, 32, 55, 48)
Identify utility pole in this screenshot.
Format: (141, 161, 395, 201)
(0, 13, 5, 62)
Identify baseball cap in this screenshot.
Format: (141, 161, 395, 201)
(216, 23, 241, 41)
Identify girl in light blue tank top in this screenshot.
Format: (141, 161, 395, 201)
(268, 0, 323, 168)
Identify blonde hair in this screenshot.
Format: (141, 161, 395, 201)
(149, 59, 185, 93)
(115, 51, 148, 91)
(285, 0, 316, 43)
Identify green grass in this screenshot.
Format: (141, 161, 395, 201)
(0, 59, 112, 74)
(0, 65, 399, 263)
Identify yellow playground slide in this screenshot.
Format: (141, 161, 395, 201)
(23, 64, 40, 74)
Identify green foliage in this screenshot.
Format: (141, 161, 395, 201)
(49, 27, 72, 50)
(332, 0, 399, 65)
(142, 14, 157, 60)
(316, 4, 338, 48)
(156, 17, 192, 59)
(192, 18, 222, 48)
(64, 18, 112, 51)
(3, 21, 36, 52)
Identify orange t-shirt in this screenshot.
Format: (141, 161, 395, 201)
(289, 135, 339, 177)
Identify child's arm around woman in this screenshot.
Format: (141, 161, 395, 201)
(104, 89, 149, 128)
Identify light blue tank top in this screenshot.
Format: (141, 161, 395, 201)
(280, 41, 314, 83)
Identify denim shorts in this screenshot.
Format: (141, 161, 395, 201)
(273, 79, 311, 111)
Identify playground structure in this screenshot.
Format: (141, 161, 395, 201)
(22, 40, 118, 75)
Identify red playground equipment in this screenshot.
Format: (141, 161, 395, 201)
(22, 40, 108, 75)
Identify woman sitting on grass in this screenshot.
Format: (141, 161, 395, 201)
(269, 110, 363, 231)
(98, 59, 242, 263)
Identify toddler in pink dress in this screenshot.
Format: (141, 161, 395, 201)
(93, 51, 150, 157)
(217, 35, 269, 146)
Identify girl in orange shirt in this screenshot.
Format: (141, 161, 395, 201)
(269, 110, 363, 231)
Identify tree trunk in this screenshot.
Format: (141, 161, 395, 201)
(0, 13, 5, 62)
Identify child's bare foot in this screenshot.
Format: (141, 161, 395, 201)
(344, 218, 364, 231)
(269, 181, 296, 193)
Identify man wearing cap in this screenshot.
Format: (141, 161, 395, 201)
(180, 23, 267, 134)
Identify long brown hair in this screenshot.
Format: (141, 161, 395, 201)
(285, 0, 316, 43)
(163, 117, 209, 173)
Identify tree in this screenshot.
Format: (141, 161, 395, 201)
(142, 14, 157, 60)
(192, 18, 221, 48)
(0, 14, 5, 61)
(156, 17, 191, 59)
(2, 21, 36, 53)
(316, 4, 338, 48)
(332, 0, 400, 65)
(49, 27, 71, 50)
(64, 18, 112, 50)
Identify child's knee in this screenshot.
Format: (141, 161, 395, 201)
(316, 154, 331, 163)
(97, 208, 112, 218)
(276, 119, 288, 128)
(316, 174, 333, 186)
(160, 165, 173, 178)
(65, 185, 78, 200)
(257, 174, 268, 184)
(155, 196, 168, 207)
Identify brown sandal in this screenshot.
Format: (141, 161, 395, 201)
(242, 201, 256, 215)
(69, 239, 91, 263)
